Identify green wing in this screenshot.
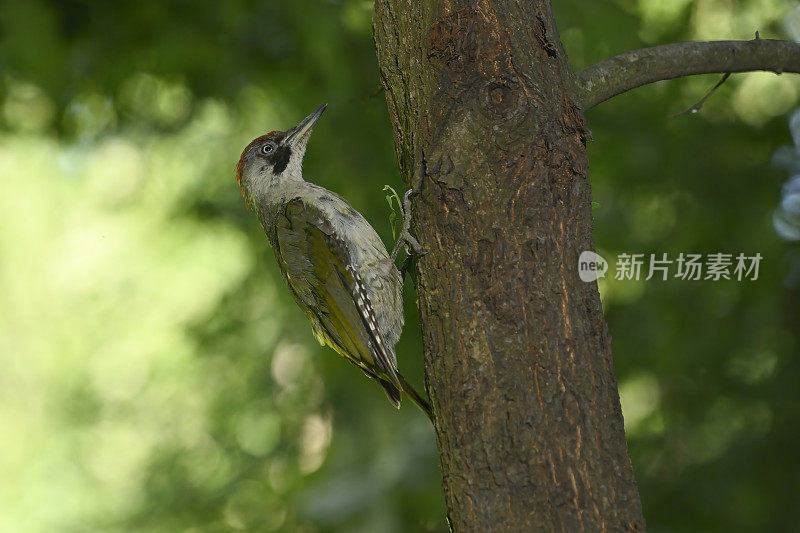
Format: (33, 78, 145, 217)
(274, 198, 403, 405)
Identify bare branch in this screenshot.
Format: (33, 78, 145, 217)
(574, 39, 800, 110)
(669, 72, 730, 118)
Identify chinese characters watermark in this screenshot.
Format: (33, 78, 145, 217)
(578, 252, 762, 282)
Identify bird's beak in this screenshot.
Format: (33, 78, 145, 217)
(284, 104, 327, 145)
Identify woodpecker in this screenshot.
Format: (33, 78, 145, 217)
(235, 104, 432, 420)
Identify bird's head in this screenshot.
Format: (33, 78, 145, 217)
(235, 104, 327, 209)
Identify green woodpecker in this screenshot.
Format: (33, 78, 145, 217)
(235, 104, 431, 420)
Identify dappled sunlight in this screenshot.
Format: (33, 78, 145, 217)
(2, 0, 798, 530)
(733, 72, 799, 126)
(2, 80, 54, 133)
(636, 0, 694, 41)
(0, 54, 441, 528)
(620, 372, 662, 436)
(119, 73, 193, 128)
(271, 342, 311, 390)
(727, 348, 778, 384)
(0, 76, 284, 530)
(690, 0, 793, 40)
(299, 413, 333, 475)
(685, 398, 773, 465)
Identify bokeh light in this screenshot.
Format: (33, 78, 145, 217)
(1, 1, 799, 531)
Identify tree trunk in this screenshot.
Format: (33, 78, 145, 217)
(373, 1, 645, 531)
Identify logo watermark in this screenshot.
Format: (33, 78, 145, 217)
(578, 251, 609, 282)
(578, 252, 762, 282)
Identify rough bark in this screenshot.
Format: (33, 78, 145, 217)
(373, 1, 644, 531)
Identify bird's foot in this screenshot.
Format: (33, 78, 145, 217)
(391, 189, 426, 263)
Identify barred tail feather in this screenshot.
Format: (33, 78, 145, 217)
(379, 379, 402, 409)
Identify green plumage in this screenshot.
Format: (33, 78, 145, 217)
(269, 194, 428, 417)
(236, 105, 431, 420)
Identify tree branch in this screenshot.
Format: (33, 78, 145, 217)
(668, 72, 730, 118)
(574, 38, 800, 110)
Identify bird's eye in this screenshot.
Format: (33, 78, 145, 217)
(262, 143, 276, 154)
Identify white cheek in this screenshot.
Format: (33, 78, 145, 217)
(245, 167, 274, 195)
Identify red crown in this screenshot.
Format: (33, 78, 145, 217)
(235, 131, 278, 209)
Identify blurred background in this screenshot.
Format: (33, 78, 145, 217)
(0, 0, 798, 531)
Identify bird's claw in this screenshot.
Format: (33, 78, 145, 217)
(391, 189, 426, 262)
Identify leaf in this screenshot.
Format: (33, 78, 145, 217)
(383, 185, 403, 240)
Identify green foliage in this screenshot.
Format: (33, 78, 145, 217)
(0, 1, 440, 532)
(383, 185, 403, 240)
(0, 0, 798, 531)
(557, 2, 800, 530)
